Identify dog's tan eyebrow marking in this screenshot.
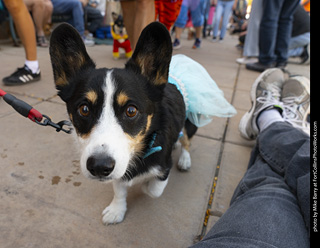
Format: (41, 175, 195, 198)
(125, 114, 153, 155)
(86, 90, 98, 104)
(117, 91, 129, 106)
(145, 114, 153, 133)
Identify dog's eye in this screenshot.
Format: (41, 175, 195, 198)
(79, 105, 90, 117)
(126, 105, 137, 118)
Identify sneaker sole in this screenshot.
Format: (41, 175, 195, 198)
(239, 68, 283, 139)
(236, 57, 258, 65)
(3, 75, 41, 86)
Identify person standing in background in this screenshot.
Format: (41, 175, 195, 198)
(236, 0, 263, 65)
(51, 0, 95, 46)
(288, 4, 310, 64)
(211, 0, 237, 43)
(172, 0, 205, 49)
(2, 0, 41, 85)
(120, 0, 155, 51)
(246, 0, 300, 72)
(24, 0, 53, 47)
(155, 0, 182, 31)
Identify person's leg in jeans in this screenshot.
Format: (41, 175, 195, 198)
(212, 1, 223, 40)
(52, 0, 85, 36)
(190, 0, 204, 49)
(258, 0, 284, 65)
(172, 4, 188, 49)
(85, 5, 103, 34)
(219, 0, 234, 40)
(274, 0, 300, 66)
(191, 69, 310, 247)
(246, 0, 299, 72)
(288, 32, 310, 57)
(193, 124, 310, 248)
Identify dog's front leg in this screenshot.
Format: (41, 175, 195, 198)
(142, 177, 169, 198)
(102, 180, 127, 225)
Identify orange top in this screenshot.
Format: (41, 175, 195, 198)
(301, 0, 310, 13)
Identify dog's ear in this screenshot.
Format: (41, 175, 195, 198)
(49, 23, 95, 102)
(126, 22, 172, 87)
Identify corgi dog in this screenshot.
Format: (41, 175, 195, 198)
(49, 22, 198, 225)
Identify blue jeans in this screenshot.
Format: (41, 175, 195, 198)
(51, 0, 85, 36)
(175, 0, 204, 28)
(85, 5, 103, 33)
(288, 32, 310, 57)
(259, 0, 300, 65)
(191, 122, 310, 247)
(212, 0, 234, 39)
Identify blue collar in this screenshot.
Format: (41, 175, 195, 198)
(143, 133, 162, 159)
(143, 131, 184, 159)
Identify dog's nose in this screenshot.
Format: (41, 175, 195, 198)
(86, 155, 115, 177)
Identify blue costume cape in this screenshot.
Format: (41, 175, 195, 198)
(168, 54, 237, 127)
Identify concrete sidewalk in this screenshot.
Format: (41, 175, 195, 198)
(0, 32, 310, 248)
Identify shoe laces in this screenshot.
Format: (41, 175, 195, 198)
(11, 65, 32, 76)
(282, 96, 310, 133)
(256, 84, 282, 106)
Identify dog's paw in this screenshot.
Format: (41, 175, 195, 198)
(102, 203, 126, 225)
(142, 178, 168, 198)
(177, 148, 191, 171)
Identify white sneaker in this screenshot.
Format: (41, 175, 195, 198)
(239, 68, 285, 140)
(282, 76, 310, 135)
(83, 36, 95, 47)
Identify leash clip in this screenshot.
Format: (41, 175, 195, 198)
(35, 114, 72, 134)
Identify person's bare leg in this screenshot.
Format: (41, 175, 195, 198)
(121, 1, 135, 47)
(3, 0, 40, 85)
(175, 26, 183, 40)
(4, 0, 37, 61)
(43, 0, 53, 29)
(132, 0, 154, 49)
(121, 0, 155, 51)
(195, 26, 202, 40)
(24, 0, 46, 37)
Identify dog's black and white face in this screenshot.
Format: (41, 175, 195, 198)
(50, 22, 173, 182)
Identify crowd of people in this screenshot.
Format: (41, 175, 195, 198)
(0, 1, 312, 246)
(0, 0, 310, 85)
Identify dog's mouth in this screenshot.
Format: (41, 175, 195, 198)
(97, 176, 112, 183)
(84, 170, 113, 182)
